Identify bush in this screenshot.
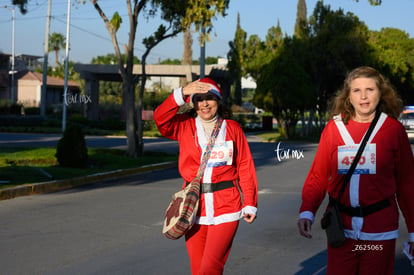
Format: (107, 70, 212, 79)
(55, 125, 88, 168)
(0, 101, 23, 115)
(143, 120, 156, 131)
(0, 115, 45, 127)
(98, 118, 124, 131)
(24, 107, 40, 115)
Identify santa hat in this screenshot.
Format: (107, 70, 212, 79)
(199, 77, 222, 99)
(187, 78, 222, 106)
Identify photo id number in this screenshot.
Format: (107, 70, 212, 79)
(352, 244, 383, 252)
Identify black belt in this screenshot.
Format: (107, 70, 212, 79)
(186, 181, 234, 193)
(330, 197, 391, 217)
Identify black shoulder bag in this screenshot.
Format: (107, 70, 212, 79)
(321, 111, 381, 248)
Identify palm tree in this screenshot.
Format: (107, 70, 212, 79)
(48, 32, 66, 66)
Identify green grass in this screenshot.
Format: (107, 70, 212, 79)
(0, 147, 177, 188)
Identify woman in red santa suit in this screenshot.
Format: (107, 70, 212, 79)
(154, 77, 258, 275)
(297, 66, 414, 274)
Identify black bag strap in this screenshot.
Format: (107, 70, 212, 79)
(337, 110, 381, 198)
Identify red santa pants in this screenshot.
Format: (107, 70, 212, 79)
(327, 238, 396, 275)
(185, 221, 239, 275)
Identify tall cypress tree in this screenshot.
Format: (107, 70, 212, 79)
(227, 13, 247, 106)
(294, 0, 308, 39)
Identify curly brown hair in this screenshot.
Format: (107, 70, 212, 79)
(330, 66, 403, 124)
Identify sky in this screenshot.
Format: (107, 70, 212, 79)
(1, 0, 414, 65)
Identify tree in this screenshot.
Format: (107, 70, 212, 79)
(254, 38, 316, 139)
(369, 28, 414, 105)
(252, 1, 376, 139)
(294, 0, 308, 39)
(160, 58, 181, 65)
(205, 56, 220, 64)
(243, 21, 284, 81)
(182, 26, 193, 65)
(91, 53, 140, 65)
(91, 54, 140, 104)
(228, 17, 284, 108)
(307, 2, 371, 118)
(48, 32, 66, 66)
(44, 60, 78, 80)
(265, 21, 284, 55)
(353, 0, 382, 5)
(244, 34, 266, 81)
(181, 26, 193, 86)
(11, 0, 27, 14)
(90, 0, 229, 157)
(227, 13, 246, 106)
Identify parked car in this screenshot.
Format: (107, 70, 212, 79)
(400, 106, 414, 131)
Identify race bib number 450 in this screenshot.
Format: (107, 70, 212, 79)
(337, 144, 376, 174)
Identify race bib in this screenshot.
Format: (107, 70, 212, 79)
(337, 144, 376, 174)
(203, 140, 233, 167)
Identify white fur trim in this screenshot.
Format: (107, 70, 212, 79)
(299, 211, 315, 223)
(173, 87, 186, 106)
(344, 229, 399, 241)
(242, 206, 257, 216)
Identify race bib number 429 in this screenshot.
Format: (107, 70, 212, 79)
(337, 144, 376, 174)
(203, 140, 233, 167)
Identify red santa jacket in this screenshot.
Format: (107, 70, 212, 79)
(154, 88, 258, 225)
(299, 113, 414, 241)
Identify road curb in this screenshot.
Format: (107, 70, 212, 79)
(0, 161, 178, 201)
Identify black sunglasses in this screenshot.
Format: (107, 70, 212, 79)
(192, 93, 218, 102)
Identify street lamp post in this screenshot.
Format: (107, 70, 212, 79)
(1, 5, 16, 103)
(200, 26, 205, 79)
(199, 1, 210, 79)
(41, 0, 52, 117)
(62, 0, 71, 133)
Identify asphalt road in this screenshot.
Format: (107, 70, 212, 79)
(0, 138, 413, 274)
(0, 132, 180, 154)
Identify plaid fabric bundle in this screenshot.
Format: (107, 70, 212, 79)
(162, 117, 223, 240)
